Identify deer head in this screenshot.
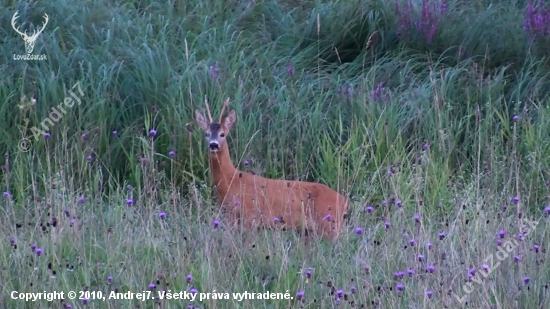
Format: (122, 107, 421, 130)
(195, 97, 236, 153)
(12, 11, 49, 54)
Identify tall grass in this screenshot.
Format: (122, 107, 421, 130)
(1, 0, 549, 308)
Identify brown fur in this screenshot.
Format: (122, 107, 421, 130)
(195, 102, 348, 241)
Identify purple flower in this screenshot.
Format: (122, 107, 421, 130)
(70, 219, 76, 227)
(409, 239, 416, 246)
(438, 232, 445, 240)
(427, 265, 435, 273)
(384, 221, 390, 229)
(512, 115, 519, 122)
(324, 214, 332, 221)
(274, 217, 280, 223)
(336, 289, 344, 297)
(418, 254, 425, 262)
(107, 275, 113, 283)
(149, 129, 157, 137)
(413, 214, 420, 222)
(496, 239, 502, 246)
(296, 290, 304, 300)
(395, 199, 402, 207)
(78, 196, 85, 203)
(287, 66, 294, 77)
(81, 133, 88, 140)
(82, 298, 89, 304)
(512, 196, 520, 204)
(499, 230, 506, 238)
(533, 243, 540, 253)
(517, 233, 524, 240)
(423, 142, 430, 150)
(210, 65, 219, 80)
(169, 151, 176, 157)
(148, 283, 156, 289)
(35, 248, 44, 256)
(371, 83, 383, 101)
(30, 243, 36, 251)
(545, 206, 550, 214)
(86, 155, 93, 162)
(140, 157, 148, 165)
(407, 269, 415, 276)
(502, 204, 508, 211)
(396, 283, 404, 291)
(514, 255, 521, 262)
(394, 271, 405, 279)
(3, 191, 10, 198)
(213, 220, 220, 228)
(426, 242, 432, 249)
(365, 206, 373, 213)
(305, 268, 312, 278)
(9, 236, 15, 244)
(126, 198, 133, 205)
(426, 290, 433, 298)
(481, 264, 490, 272)
(113, 130, 118, 136)
(244, 160, 249, 166)
(190, 288, 198, 294)
(523, 276, 530, 283)
(44, 132, 51, 139)
(158, 212, 166, 219)
(66, 303, 73, 308)
(186, 274, 193, 282)
(350, 286, 357, 293)
(355, 227, 363, 235)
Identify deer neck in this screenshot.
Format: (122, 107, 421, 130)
(208, 145, 237, 193)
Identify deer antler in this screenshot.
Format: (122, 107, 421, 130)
(204, 96, 213, 123)
(31, 13, 49, 39)
(218, 97, 230, 123)
(11, 11, 26, 37)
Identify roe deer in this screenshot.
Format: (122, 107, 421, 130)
(195, 98, 349, 241)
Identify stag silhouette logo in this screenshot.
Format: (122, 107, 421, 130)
(11, 11, 49, 60)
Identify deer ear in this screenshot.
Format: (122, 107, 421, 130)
(224, 110, 237, 131)
(195, 109, 209, 131)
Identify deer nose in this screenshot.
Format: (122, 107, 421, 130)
(209, 142, 219, 150)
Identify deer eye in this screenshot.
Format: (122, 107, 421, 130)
(220, 133, 225, 137)
(205, 132, 210, 137)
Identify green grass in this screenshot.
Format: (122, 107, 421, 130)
(1, 0, 550, 308)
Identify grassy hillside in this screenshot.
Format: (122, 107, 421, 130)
(1, 0, 549, 308)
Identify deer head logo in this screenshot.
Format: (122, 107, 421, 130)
(11, 11, 49, 54)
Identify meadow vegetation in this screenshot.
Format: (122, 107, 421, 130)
(1, 0, 550, 308)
